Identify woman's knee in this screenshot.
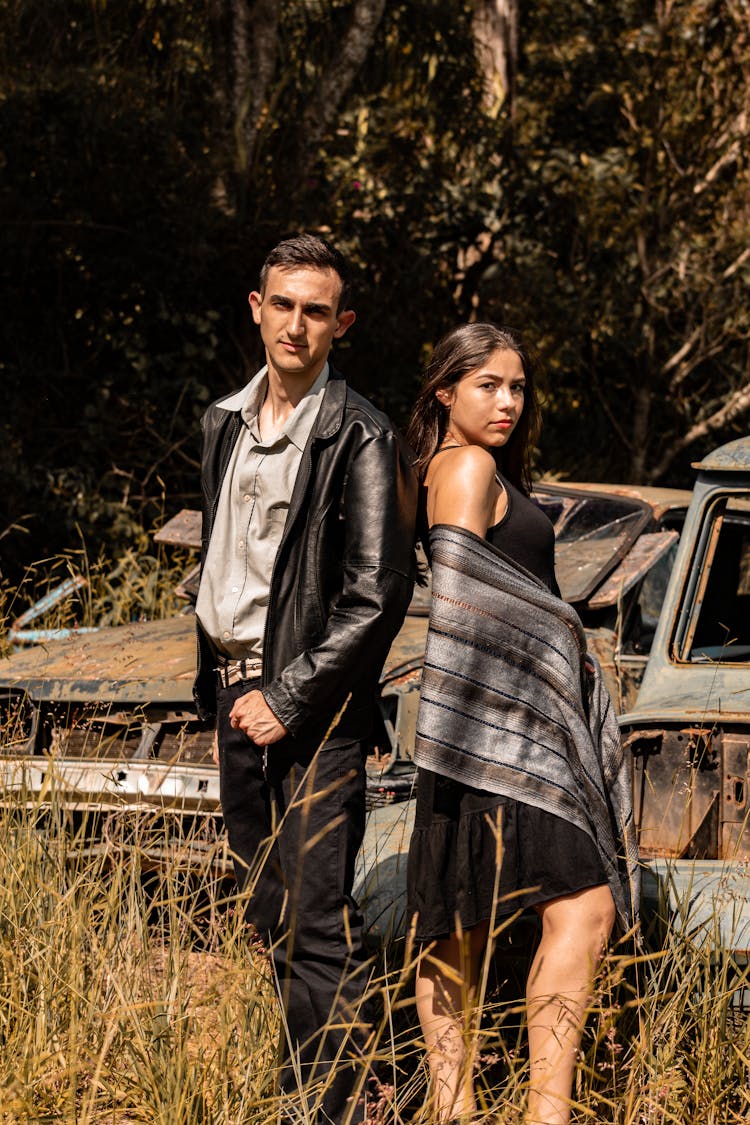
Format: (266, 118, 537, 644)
(539, 884, 616, 954)
(585, 884, 617, 947)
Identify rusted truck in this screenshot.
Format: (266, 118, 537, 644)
(620, 437, 750, 959)
(1, 440, 748, 949)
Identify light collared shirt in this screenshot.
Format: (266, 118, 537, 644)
(196, 362, 329, 661)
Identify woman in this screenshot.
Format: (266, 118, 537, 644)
(405, 324, 638, 1125)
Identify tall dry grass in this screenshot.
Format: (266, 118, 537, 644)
(0, 775, 749, 1123)
(0, 532, 192, 657)
(1, 554, 749, 1122)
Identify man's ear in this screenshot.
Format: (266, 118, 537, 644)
(333, 309, 356, 338)
(248, 290, 263, 325)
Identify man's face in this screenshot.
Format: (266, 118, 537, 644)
(249, 266, 356, 383)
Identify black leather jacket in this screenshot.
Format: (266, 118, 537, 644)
(193, 370, 418, 748)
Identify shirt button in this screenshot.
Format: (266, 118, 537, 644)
(243, 494, 251, 503)
(231, 586, 238, 593)
(223, 631, 231, 639)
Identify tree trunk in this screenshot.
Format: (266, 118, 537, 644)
(472, 0, 519, 114)
(299, 0, 387, 158)
(628, 384, 653, 483)
(208, 0, 281, 207)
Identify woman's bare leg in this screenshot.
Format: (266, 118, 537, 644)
(414, 920, 490, 1123)
(526, 885, 615, 1125)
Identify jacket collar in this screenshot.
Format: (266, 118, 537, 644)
(311, 368, 346, 441)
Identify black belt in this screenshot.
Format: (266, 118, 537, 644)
(215, 656, 263, 687)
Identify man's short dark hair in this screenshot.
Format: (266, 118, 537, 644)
(259, 234, 353, 311)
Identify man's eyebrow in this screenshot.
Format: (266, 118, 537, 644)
(267, 294, 333, 313)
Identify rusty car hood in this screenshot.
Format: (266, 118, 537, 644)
(0, 610, 430, 705)
(538, 480, 692, 521)
(0, 615, 197, 704)
(0, 481, 695, 710)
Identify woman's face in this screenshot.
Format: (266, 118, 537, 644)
(436, 347, 525, 451)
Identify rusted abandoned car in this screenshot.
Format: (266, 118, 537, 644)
(0, 479, 687, 802)
(620, 437, 750, 959)
(3, 445, 747, 948)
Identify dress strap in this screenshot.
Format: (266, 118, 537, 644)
(429, 444, 463, 461)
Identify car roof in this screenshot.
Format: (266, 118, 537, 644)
(537, 480, 692, 521)
(693, 435, 750, 473)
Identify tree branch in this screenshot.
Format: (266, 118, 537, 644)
(646, 379, 750, 482)
(208, 0, 281, 185)
(589, 364, 634, 455)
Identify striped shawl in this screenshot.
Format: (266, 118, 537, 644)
(414, 523, 640, 933)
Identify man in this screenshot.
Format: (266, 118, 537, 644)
(193, 234, 417, 1122)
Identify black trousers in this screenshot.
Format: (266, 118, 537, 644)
(217, 678, 372, 1124)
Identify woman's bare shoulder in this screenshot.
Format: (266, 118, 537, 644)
(427, 444, 497, 486)
(426, 445, 499, 534)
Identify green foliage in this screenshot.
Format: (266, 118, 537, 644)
(487, 0, 750, 482)
(1, 0, 748, 575)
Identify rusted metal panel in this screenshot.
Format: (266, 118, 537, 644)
(0, 615, 197, 704)
(539, 486, 653, 603)
(153, 509, 202, 549)
(0, 755, 221, 813)
(173, 563, 201, 602)
(585, 627, 619, 704)
(582, 628, 646, 714)
(693, 436, 750, 474)
(721, 732, 750, 859)
(43, 712, 214, 765)
(588, 531, 679, 609)
(630, 726, 720, 859)
(380, 675, 421, 766)
(381, 614, 429, 681)
(537, 480, 692, 522)
(627, 723, 750, 863)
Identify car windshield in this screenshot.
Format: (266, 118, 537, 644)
(408, 487, 653, 611)
(535, 488, 651, 603)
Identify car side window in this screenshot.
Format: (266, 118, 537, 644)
(632, 541, 680, 648)
(675, 498, 750, 663)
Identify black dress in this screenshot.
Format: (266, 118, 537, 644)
(406, 475, 607, 942)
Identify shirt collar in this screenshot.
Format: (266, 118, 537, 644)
(282, 363, 329, 450)
(218, 363, 330, 452)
